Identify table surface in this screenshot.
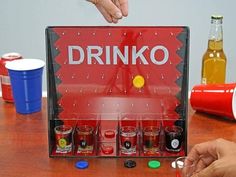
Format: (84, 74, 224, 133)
(0, 98, 235, 177)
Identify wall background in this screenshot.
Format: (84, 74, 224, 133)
(0, 0, 235, 93)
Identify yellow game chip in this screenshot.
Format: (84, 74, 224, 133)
(133, 75, 145, 88)
(59, 138, 67, 148)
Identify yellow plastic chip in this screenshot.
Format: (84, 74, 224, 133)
(133, 75, 145, 88)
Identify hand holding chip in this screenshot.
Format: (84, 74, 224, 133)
(187, 138, 236, 177)
(87, 0, 128, 23)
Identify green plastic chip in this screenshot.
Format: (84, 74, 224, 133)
(148, 160, 161, 169)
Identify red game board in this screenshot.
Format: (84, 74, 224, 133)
(46, 26, 189, 158)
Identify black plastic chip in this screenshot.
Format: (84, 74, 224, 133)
(124, 159, 136, 168)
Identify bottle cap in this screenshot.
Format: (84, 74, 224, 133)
(2, 52, 22, 60)
(124, 159, 136, 168)
(211, 15, 223, 20)
(75, 160, 89, 169)
(148, 160, 161, 169)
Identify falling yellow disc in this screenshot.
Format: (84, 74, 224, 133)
(133, 75, 145, 88)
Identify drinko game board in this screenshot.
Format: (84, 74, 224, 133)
(46, 26, 189, 158)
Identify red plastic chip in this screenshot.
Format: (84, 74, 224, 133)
(101, 145, 114, 154)
(104, 130, 115, 139)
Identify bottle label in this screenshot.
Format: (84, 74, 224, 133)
(202, 58, 226, 84)
(59, 138, 67, 148)
(1, 75, 11, 85)
(201, 78, 207, 84)
(171, 139, 179, 149)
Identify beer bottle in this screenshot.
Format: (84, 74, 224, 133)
(201, 15, 227, 84)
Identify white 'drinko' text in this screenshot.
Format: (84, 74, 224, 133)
(68, 45, 169, 65)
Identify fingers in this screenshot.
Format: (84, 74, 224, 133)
(187, 140, 218, 163)
(118, 0, 128, 16)
(99, 0, 123, 19)
(187, 139, 236, 176)
(88, 0, 128, 23)
(214, 138, 236, 157)
(114, 0, 121, 9)
(195, 156, 216, 173)
(191, 156, 236, 177)
(191, 160, 222, 177)
(112, 17, 119, 24)
(96, 4, 113, 23)
(96, 4, 119, 23)
(188, 138, 236, 165)
(188, 139, 236, 177)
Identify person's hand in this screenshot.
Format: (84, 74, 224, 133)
(187, 138, 236, 177)
(87, 0, 128, 23)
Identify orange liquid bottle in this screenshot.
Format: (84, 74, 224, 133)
(201, 15, 227, 84)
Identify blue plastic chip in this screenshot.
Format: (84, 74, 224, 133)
(75, 160, 89, 169)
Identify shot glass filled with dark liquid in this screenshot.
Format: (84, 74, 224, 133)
(165, 126, 183, 152)
(143, 126, 160, 154)
(77, 125, 94, 154)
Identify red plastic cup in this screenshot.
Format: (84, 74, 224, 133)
(0, 52, 22, 102)
(190, 83, 236, 120)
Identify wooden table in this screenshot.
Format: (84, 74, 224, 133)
(0, 98, 235, 177)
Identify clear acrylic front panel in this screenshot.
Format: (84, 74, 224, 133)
(46, 26, 189, 158)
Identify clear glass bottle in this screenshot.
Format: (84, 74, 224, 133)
(201, 15, 227, 84)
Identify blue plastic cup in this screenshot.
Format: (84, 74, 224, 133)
(5, 59, 45, 114)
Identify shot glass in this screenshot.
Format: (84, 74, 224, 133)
(120, 126, 137, 155)
(165, 125, 183, 152)
(77, 125, 94, 153)
(54, 125, 73, 153)
(175, 156, 196, 177)
(143, 126, 160, 154)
